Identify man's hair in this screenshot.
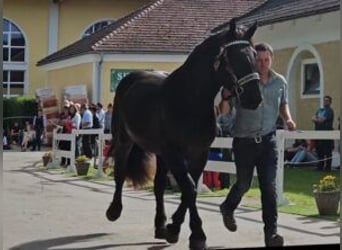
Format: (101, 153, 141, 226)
(324, 95, 332, 103)
(255, 42, 274, 56)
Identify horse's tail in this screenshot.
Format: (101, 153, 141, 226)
(109, 72, 141, 155)
(109, 71, 155, 188)
(126, 144, 155, 188)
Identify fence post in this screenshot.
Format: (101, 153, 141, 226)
(66, 129, 77, 173)
(96, 130, 106, 178)
(50, 128, 60, 168)
(275, 129, 288, 205)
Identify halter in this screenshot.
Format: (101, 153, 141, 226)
(220, 40, 260, 97)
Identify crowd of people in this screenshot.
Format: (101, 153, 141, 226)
(55, 100, 113, 165)
(4, 101, 113, 162)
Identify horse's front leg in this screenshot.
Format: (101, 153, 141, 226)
(187, 152, 209, 250)
(164, 152, 207, 250)
(154, 156, 168, 239)
(106, 143, 132, 221)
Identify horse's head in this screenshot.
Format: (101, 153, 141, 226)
(213, 19, 262, 109)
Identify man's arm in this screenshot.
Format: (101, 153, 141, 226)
(279, 103, 296, 131)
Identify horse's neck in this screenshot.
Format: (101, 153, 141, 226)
(164, 64, 220, 106)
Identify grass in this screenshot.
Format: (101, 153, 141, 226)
(208, 166, 340, 220)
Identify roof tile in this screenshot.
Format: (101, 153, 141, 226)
(37, 0, 264, 66)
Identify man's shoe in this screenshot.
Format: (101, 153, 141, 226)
(265, 234, 284, 247)
(220, 204, 237, 232)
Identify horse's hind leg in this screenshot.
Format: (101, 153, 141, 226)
(106, 142, 133, 221)
(154, 156, 168, 239)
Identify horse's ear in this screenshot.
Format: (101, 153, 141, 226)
(244, 21, 258, 39)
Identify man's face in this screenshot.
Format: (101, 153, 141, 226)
(256, 50, 273, 75)
(323, 98, 331, 107)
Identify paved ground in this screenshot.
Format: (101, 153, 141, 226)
(3, 151, 340, 250)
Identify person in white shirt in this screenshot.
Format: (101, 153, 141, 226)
(96, 102, 105, 130)
(70, 103, 82, 157)
(80, 104, 93, 158)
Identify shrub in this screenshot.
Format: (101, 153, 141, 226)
(313, 175, 339, 192)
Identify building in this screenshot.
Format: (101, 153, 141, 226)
(4, 0, 340, 129)
(3, 0, 152, 100)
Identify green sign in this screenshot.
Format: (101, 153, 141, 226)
(110, 69, 153, 92)
(110, 69, 133, 92)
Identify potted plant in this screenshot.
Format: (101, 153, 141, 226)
(75, 155, 90, 176)
(313, 175, 340, 215)
(42, 151, 53, 166)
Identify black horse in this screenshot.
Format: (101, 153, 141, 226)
(106, 19, 262, 250)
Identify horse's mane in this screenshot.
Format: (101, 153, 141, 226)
(183, 24, 251, 66)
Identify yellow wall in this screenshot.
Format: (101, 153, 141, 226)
(4, 0, 151, 97)
(4, 0, 50, 96)
(58, 0, 151, 49)
(317, 41, 340, 129)
(272, 41, 340, 130)
(48, 63, 93, 109)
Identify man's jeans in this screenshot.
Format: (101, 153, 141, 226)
(221, 133, 278, 236)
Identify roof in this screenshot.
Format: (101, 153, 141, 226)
(236, 0, 340, 26)
(37, 0, 264, 66)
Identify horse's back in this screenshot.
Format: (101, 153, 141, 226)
(116, 71, 167, 152)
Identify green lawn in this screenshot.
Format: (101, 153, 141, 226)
(209, 166, 340, 220)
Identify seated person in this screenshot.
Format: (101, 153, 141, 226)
(21, 122, 36, 151)
(10, 122, 21, 145)
(3, 130, 10, 150)
(285, 139, 317, 166)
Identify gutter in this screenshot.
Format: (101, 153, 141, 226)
(94, 53, 104, 103)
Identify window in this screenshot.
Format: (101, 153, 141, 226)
(3, 70, 25, 97)
(82, 20, 114, 38)
(3, 19, 27, 98)
(3, 19, 26, 63)
(301, 59, 320, 96)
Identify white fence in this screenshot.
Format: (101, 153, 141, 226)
(52, 129, 340, 204)
(51, 128, 110, 177)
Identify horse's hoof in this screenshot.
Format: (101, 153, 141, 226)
(154, 227, 167, 239)
(165, 224, 180, 244)
(106, 203, 122, 221)
(189, 239, 207, 250)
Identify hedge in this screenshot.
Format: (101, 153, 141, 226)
(3, 96, 38, 130)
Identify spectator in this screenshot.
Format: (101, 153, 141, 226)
(10, 122, 21, 145)
(80, 103, 93, 159)
(312, 95, 334, 171)
(57, 101, 72, 166)
(69, 103, 81, 158)
(3, 130, 10, 150)
(285, 139, 317, 166)
(90, 104, 101, 157)
(21, 121, 35, 151)
(31, 109, 47, 151)
(104, 103, 113, 134)
(96, 102, 105, 130)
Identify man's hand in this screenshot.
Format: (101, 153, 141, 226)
(286, 119, 296, 131)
